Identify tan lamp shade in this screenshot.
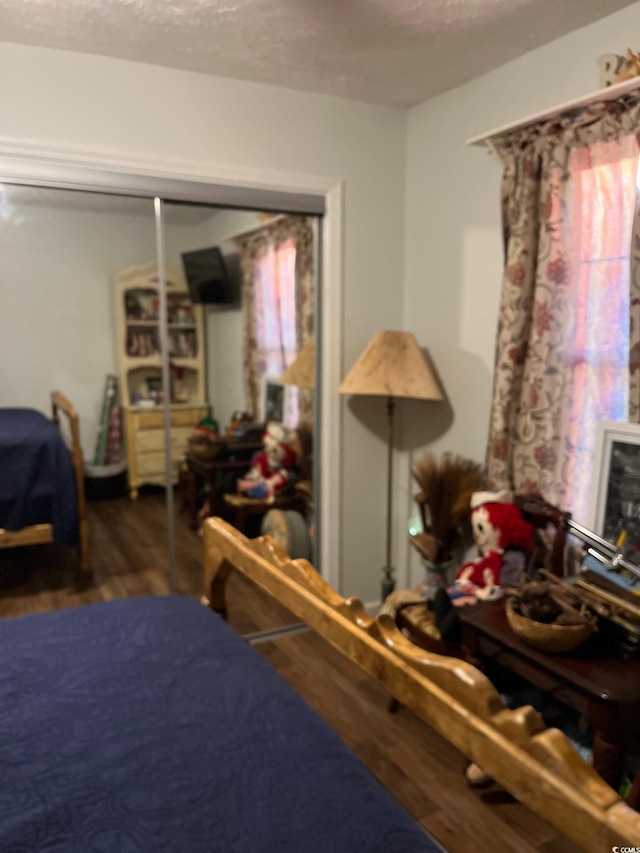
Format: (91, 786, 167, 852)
(280, 336, 315, 389)
(339, 330, 443, 400)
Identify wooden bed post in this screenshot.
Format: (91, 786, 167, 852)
(51, 391, 90, 573)
(203, 520, 234, 618)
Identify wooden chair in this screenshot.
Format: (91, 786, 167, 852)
(513, 492, 571, 577)
(180, 445, 261, 530)
(222, 423, 313, 538)
(222, 491, 308, 538)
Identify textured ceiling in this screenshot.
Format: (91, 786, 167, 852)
(1, 0, 637, 107)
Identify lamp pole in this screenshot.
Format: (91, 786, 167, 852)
(381, 395, 396, 600)
(338, 331, 444, 603)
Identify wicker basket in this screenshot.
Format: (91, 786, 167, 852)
(505, 598, 593, 654)
(188, 438, 223, 462)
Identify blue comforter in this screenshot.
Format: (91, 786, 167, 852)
(0, 596, 443, 853)
(0, 408, 78, 544)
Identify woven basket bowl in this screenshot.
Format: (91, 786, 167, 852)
(505, 598, 593, 654)
(188, 440, 222, 462)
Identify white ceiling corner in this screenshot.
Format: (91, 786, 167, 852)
(0, 0, 637, 107)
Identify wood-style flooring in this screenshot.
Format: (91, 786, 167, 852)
(0, 493, 581, 852)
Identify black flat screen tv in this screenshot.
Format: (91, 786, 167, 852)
(181, 246, 240, 306)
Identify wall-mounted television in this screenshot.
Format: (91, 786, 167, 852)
(181, 246, 241, 307)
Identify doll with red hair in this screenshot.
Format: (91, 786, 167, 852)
(237, 422, 298, 501)
(433, 490, 534, 639)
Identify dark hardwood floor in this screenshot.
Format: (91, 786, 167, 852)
(0, 493, 581, 852)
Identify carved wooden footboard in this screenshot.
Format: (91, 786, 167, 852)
(203, 516, 640, 851)
(0, 391, 90, 572)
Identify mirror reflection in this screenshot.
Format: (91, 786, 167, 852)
(163, 204, 318, 594)
(0, 186, 318, 616)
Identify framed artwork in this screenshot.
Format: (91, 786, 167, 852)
(589, 420, 640, 548)
(263, 378, 286, 424)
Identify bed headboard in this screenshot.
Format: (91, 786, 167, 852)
(203, 517, 640, 851)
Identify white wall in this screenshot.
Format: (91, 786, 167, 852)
(0, 42, 407, 602)
(402, 1, 640, 584)
(193, 209, 260, 428)
(0, 198, 249, 459)
(0, 196, 157, 454)
(164, 211, 235, 423)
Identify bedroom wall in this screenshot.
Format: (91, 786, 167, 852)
(0, 202, 249, 458)
(164, 208, 260, 430)
(187, 209, 260, 429)
(163, 212, 232, 425)
(0, 42, 407, 602)
(0, 200, 157, 453)
(402, 1, 640, 583)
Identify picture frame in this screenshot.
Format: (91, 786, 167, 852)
(263, 377, 287, 424)
(588, 420, 640, 547)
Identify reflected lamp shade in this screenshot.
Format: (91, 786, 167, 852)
(280, 336, 315, 390)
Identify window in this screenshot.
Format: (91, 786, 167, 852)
(564, 151, 639, 525)
(254, 237, 299, 427)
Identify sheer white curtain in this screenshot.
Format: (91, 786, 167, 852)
(253, 237, 300, 427)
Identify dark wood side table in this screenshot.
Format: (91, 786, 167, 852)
(459, 599, 640, 807)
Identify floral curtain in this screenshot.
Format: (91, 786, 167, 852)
(235, 215, 315, 422)
(487, 95, 640, 523)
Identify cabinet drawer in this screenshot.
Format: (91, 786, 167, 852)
(131, 407, 207, 430)
(135, 426, 193, 454)
(136, 448, 189, 475)
(134, 411, 164, 430)
(170, 427, 193, 449)
(136, 430, 165, 453)
(136, 451, 167, 475)
(136, 451, 182, 476)
(171, 408, 208, 427)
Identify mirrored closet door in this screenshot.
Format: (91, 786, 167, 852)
(0, 181, 320, 617)
(0, 185, 169, 614)
(160, 202, 319, 602)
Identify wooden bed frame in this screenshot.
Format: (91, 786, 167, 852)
(203, 516, 640, 852)
(0, 391, 90, 573)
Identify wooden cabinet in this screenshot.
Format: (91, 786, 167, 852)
(115, 262, 209, 498)
(124, 406, 209, 498)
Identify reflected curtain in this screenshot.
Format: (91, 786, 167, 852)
(235, 215, 315, 422)
(487, 95, 640, 524)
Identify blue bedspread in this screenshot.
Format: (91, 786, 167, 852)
(0, 596, 442, 853)
(0, 408, 78, 544)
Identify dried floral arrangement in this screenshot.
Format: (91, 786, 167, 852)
(615, 48, 640, 84)
(411, 451, 485, 565)
(504, 573, 598, 653)
(506, 572, 597, 628)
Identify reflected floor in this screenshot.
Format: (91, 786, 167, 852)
(0, 492, 296, 633)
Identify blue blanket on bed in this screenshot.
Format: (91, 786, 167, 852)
(0, 596, 443, 853)
(0, 408, 78, 544)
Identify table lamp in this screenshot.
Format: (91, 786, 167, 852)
(339, 330, 443, 600)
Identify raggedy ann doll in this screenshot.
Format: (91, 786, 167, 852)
(237, 422, 298, 501)
(432, 490, 534, 641)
